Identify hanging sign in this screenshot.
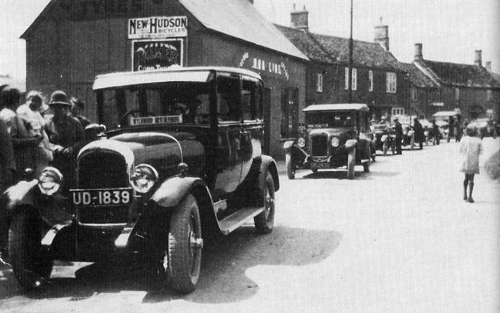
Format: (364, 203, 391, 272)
(129, 16, 188, 39)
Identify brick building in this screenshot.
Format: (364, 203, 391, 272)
(21, 0, 308, 158)
(412, 44, 500, 121)
(276, 10, 408, 121)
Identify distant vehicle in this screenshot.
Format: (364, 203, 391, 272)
(2, 66, 279, 294)
(284, 103, 373, 179)
(472, 117, 497, 139)
(432, 110, 461, 140)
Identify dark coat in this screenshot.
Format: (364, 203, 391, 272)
(413, 120, 425, 142)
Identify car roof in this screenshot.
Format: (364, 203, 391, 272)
(432, 111, 460, 117)
(93, 66, 262, 90)
(303, 103, 369, 112)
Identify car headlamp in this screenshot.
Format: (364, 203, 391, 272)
(38, 167, 63, 195)
(297, 137, 306, 148)
(331, 137, 340, 147)
(130, 164, 158, 193)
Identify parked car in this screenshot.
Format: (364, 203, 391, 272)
(432, 110, 461, 141)
(391, 115, 415, 150)
(284, 103, 373, 179)
(372, 123, 396, 156)
(2, 67, 279, 294)
(472, 117, 497, 139)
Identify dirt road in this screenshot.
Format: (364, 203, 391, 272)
(1, 138, 499, 313)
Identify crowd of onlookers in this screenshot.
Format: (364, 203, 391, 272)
(0, 85, 95, 257)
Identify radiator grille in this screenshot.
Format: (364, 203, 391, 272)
(77, 151, 129, 189)
(311, 134, 328, 156)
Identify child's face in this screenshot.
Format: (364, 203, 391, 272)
(29, 96, 42, 111)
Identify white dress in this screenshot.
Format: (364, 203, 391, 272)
(459, 135, 483, 175)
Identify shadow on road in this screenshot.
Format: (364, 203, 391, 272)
(0, 226, 342, 305)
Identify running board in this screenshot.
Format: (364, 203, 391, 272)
(218, 207, 264, 235)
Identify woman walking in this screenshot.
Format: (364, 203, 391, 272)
(459, 125, 483, 203)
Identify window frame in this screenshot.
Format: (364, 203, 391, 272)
(386, 72, 397, 93)
(345, 67, 357, 91)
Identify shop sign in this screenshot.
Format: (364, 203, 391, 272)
(129, 16, 188, 39)
(431, 102, 444, 106)
(133, 40, 183, 71)
(238, 52, 290, 80)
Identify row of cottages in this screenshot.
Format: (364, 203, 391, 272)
(276, 10, 407, 121)
(406, 44, 500, 122)
(20, 0, 309, 159)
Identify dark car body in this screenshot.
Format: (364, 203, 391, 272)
(284, 103, 373, 179)
(1, 67, 279, 294)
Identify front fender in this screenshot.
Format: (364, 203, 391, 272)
(260, 155, 280, 192)
(1, 180, 39, 214)
(150, 175, 208, 208)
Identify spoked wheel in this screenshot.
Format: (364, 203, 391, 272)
(167, 194, 203, 294)
(285, 153, 295, 179)
(254, 172, 275, 234)
(9, 209, 53, 289)
(347, 148, 356, 179)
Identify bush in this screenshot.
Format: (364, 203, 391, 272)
(485, 149, 500, 180)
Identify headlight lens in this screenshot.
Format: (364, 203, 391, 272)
(130, 164, 158, 193)
(297, 137, 306, 148)
(38, 167, 63, 195)
(331, 137, 340, 147)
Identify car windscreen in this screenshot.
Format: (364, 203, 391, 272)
(305, 111, 355, 128)
(99, 82, 211, 129)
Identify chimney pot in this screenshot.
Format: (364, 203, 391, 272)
(290, 5, 309, 30)
(374, 18, 389, 51)
(474, 50, 482, 67)
(414, 43, 423, 61)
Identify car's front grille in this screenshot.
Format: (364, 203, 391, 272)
(77, 150, 129, 188)
(76, 150, 131, 224)
(311, 134, 328, 156)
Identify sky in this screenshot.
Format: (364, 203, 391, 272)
(1, 0, 499, 82)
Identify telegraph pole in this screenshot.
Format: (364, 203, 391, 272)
(348, 0, 354, 104)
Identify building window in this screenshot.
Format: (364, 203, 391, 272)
(316, 73, 323, 92)
(392, 107, 404, 116)
(345, 67, 357, 91)
(386, 72, 396, 93)
(368, 70, 373, 92)
(455, 88, 460, 100)
(487, 89, 492, 101)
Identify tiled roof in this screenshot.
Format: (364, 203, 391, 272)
(399, 62, 438, 88)
(276, 24, 400, 70)
(179, 0, 307, 60)
(416, 60, 500, 89)
(274, 25, 335, 64)
(23, 0, 308, 61)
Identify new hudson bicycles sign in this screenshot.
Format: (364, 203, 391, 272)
(129, 16, 188, 39)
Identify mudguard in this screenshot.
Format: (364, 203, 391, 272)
(260, 155, 280, 192)
(150, 175, 209, 208)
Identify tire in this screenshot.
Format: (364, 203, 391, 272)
(254, 172, 275, 234)
(382, 142, 388, 156)
(410, 136, 415, 150)
(285, 153, 295, 179)
(168, 194, 203, 294)
(9, 209, 53, 289)
(347, 148, 356, 179)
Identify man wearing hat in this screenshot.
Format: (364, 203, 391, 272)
(44, 90, 84, 190)
(394, 117, 403, 155)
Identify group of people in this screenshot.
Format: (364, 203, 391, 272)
(0, 86, 93, 257)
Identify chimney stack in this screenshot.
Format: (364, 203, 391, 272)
(414, 43, 423, 61)
(374, 17, 389, 51)
(291, 5, 309, 30)
(474, 50, 482, 67)
(485, 61, 492, 71)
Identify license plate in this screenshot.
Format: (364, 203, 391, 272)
(310, 162, 330, 169)
(70, 188, 133, 206)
